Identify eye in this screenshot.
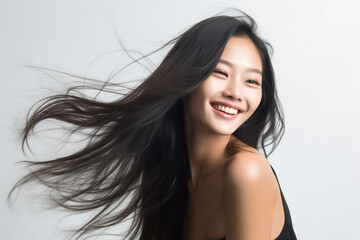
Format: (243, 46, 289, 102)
(246, 79, 260, 85)
(213, 69, 228, 77)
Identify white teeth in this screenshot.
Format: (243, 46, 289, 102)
(214, 105, 239, 115)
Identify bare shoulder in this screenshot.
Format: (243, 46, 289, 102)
(222, 145, 279, 238)
(224, 136, 275, 185)
(223, 146, 278, 197)
(224, 149, 273, 185)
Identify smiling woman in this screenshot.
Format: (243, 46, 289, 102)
(9, 10, 296, 240)
(185, 36, 263, 137)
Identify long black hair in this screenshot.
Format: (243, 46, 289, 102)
(9, 11, 284, 240)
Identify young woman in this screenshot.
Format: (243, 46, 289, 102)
(10, 11, 297, 240)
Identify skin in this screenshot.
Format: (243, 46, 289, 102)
(183, 36, 285, 240)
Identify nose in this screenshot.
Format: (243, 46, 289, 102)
(222, 80, 243, 101)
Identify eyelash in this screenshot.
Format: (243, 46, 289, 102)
(246, 80, 260, 85)
(214, 69, 228, 77)
(214, 70, 260, 86)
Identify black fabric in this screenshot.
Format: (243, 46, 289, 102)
(220, 165, 297, 240)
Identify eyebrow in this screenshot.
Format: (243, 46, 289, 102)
(218, 59, 262, 75)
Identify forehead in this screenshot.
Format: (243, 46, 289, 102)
(219, 36, 262, 71)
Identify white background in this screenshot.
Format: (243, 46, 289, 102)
(1, 0, 360, 239)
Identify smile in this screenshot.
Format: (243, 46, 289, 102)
(213, 104, 239, 115)
(210, 102, 242, 120)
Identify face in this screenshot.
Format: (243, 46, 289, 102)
(184, 36, 263, 136)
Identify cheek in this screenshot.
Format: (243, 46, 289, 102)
(190, 82, 213, 107)
(248, 90, 262, 111)
(256, 91, 262, 108)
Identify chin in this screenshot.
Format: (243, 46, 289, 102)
(211, 126, 239, 136)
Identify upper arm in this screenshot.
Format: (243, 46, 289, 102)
(223, 154, 276, 240)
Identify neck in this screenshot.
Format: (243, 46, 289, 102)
(185, 119, 231, 188)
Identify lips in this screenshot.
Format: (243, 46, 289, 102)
(209, 101, 243, 120)
(210, 101, 242, 115)
(213, 104, 239, 115)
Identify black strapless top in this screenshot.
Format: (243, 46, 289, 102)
(221, 165, 297, 240)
